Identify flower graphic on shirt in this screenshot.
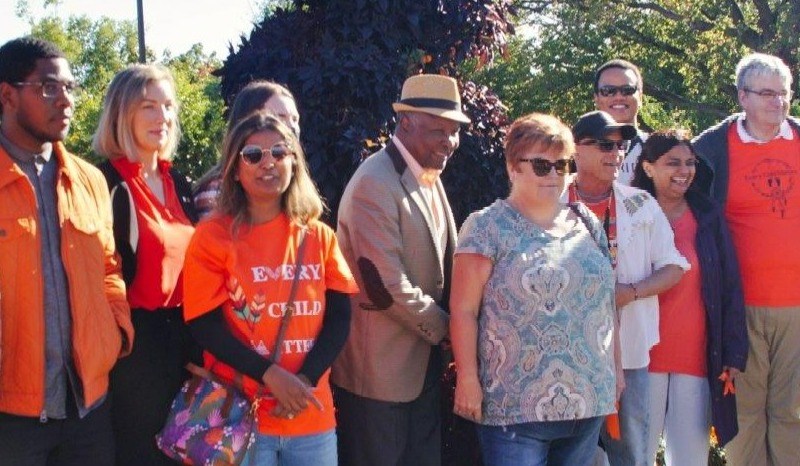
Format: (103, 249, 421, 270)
(226, 276, 246, 309)
(226, 276, 266, 332)
(249, 291, 267, 328)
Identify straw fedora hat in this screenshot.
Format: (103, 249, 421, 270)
(392, 75, 471, 124)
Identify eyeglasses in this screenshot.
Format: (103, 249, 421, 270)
(12, 80, 81, 99)
(597, 85, 638, 97)
(239, 143, 294, 165)
(518, 157, 571, 177)
(743, 88, 793, 100)
(578, 139, 630, 152)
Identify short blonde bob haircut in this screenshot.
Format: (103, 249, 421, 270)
(504, 112, 575, 165)
(92, 63, 181, 161)
(218, 111, 324, 230)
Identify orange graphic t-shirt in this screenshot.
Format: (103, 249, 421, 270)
(183, 213, 358, 436)
(726, 125, 800, 306)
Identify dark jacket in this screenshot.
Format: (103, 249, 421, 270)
(692, 114, 800, 204)
(97, 161, 198, 286)
(685, 189, 748, 446)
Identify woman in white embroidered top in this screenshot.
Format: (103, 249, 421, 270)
(450, 112, 621, 466)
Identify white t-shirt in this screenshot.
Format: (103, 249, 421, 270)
(616, 130, 648, 185)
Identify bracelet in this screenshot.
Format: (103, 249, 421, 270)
(629, 283, 640, 300)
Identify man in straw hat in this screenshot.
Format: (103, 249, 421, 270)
(332, 74, 470, 466)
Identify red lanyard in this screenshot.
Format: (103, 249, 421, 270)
(568, 183, 617, 269)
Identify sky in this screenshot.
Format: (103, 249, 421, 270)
(0, 0, 265, 59)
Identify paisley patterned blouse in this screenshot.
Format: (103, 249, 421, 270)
(457, 200, 617, 425)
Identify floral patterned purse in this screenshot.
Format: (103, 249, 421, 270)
(155, 364, 257, 465)
(156, 229, 308, 465)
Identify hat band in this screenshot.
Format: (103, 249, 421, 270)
(398, 97, 460, 111)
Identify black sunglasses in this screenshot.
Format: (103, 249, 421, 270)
(597, 85, 637, 97)
(518, 157, 571, 177)
(239, 143, 294, 165)
(578, 139, 630, 153)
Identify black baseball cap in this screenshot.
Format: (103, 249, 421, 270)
(572, 110, 636, 141)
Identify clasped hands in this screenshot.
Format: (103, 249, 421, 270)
(261, 365, 323, 420)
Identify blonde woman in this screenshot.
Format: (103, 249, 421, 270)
(183, 112, 357, 465)
(93, 64, 199, 466)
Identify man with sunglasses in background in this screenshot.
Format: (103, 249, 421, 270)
(594, 59, 648, 185)
(0, 37, 132, 465)
(332, 75, 469, 466)
(693, 53, 800, 466)
(569, 110, 688, 466)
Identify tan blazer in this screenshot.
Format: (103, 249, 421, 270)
(332, 141, 456, 402)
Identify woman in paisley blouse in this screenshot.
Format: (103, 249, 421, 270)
(450, 112, 619, 466)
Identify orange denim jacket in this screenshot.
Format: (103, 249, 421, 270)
(0, 143, 133, 417)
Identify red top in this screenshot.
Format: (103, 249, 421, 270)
(111, 157, 194, 310)
(649, 209, 707, 376)
(725, 125, 800, 306)
(568, 184, 618, 268)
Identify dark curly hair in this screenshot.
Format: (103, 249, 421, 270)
(0, 36, 66, 113)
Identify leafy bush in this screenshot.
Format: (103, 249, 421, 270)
(216, 0, 516, 226)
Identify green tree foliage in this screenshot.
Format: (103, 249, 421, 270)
(216, 0, 516, 226)
(459, 36, 537, 121)
(15, 3, 225, 178)
(476, 0, 800, 135)
(29, 15, 140, 159)
(166, 45, 226, 180)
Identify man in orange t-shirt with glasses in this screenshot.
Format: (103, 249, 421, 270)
(694, 52, 800, 466)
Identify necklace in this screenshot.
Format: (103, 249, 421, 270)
(574, 185, 612, 203)
(569, 182, 618, 268)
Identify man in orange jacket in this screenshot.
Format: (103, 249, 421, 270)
(0, 37, 133, 465)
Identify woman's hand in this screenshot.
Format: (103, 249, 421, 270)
(453, 374, 483, 423)
(719, 366, 741, 396)
(723, 366, 741, 381)
(449, 253, 492, 425)
(262, 365, 322, 419)
(615, 282, 636, 309)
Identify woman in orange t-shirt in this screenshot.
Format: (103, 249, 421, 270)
(183, 112, 357, 466)
(193, 80, 301, 220)
(631, 130, 748, 466)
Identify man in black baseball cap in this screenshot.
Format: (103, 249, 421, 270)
(573, 110, 637, 143)
(567, 110, 687, 466)
(570, 110, 636, 192)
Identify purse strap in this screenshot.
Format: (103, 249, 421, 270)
(271, 226, 308, 363)
(184, 226, 309, 395)
(185, 362, 245, 391)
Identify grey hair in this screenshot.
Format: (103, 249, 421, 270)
(735, 53, 793, 90)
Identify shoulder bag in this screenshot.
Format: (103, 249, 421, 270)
(156, 228, 308, 465)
